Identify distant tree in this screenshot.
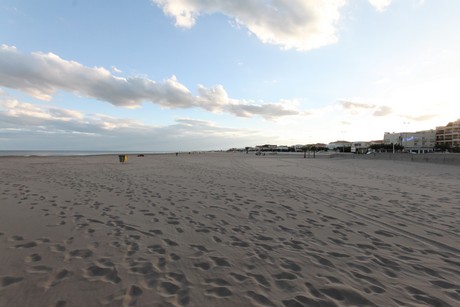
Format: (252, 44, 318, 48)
(310, 145, 317, 158)
(301, 145, 309, 158)
(301, 145, 318, 158)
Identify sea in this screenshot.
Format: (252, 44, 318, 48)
(0, 150, 173, 157)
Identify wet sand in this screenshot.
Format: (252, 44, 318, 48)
(0, 153, 459, 306)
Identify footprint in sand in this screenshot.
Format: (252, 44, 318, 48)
(102, 285, 143, 306)
(128, 260, 157, 276)
(27, 265, 53, 274)
(190, 244, 210, 253)
(83, 264, 121, 284)
(248, 273, 271, 288)
(25, 253, 42, 263)
(194, 262, 211, 271)
(170, 253, 181, 261)
(230, 272, 248, 282)
(284, 295, 336, 307)
(53, 300, 67, 307)
(8, 235, 24, 242)
(210, 256, 231, 267)
(280, 258, 302, 272)
(204, 278, 233, 298)
(44, 269, 73, 289)
(429, 279, 459, 289)
(205, 287, 233, 298)
(149, 229, 163, 235)
(15, 241, 38, 249)
(274, 272, 297, 281)
(163, 239, 178, 247)
(1, 276, 23, 288)
(147, 244, 166, 255)
(50, 244, 66, 252)
(159, 281, 180, 295)
(405, 286, 451, 306)
(313, 255, 335, 268)
(68, 249, 93, 259)
(319, 286, 376, 306)
(246, 291, 275, 307)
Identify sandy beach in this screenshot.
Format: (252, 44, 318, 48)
(0, 153, 459, 307)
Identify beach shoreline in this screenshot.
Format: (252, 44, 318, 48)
(1, 153, 459, 306)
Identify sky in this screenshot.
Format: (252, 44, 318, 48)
(1, 0, 459, 151)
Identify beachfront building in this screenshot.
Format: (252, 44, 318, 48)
(384, 130, 435, 153)
(255, 144, 278, 152)
(277, 145, 289, 152)
(435, 119, 460, 150)
(314, 143, 328, 150)
(370, 140, 384, 146)
(351, 141, 370, 154)
(327, 141, 352, 152)
(294, 145, 306, 152)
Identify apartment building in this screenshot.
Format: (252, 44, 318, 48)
(435, 119, 460, 149)
(384, 130, 435, 153)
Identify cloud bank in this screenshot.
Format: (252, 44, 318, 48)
(0, 45, 300, 120)
(368, 0, 392, 11)
(340, 100, 393, 117)
(0, 97, 261, 150)
(153, 0, 346, 51)
(152, 1, 394, 51)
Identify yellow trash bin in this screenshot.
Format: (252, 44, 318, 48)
(118, 154, 128, 163)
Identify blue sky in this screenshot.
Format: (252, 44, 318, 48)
(1, 0, 459, 151)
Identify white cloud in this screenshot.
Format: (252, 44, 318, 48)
(373, 105, 392, 116)
(404, 114, 438, 122)
(152, 0, 346, 51)
(227, 102, 299, 119)
(111, 66, 122, 73)
(0, 98, 263, 150)
(368, 0, 392, 12)
(341, 101, 393, 117)
(340, 100, 393, 116)
(0, 45, 301, 119)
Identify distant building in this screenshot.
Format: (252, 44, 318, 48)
(277, 145, 289, 152)
(369, 140, 384, 146)
(255, 144, 277, 151)
(384, 132, 403, 146)
(314, 143, 327, 150)
(294, 144, 306, 152)
(351, 141, 370, 154)
(384, 130, 435, 153)
(436, 119, 460, 149)
(327, 141, 352, 151)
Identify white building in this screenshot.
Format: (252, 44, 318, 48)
(436, 119, 460, 149)
(384, 130, 435, 153)
(351, 142, 370, 154)
(327, 140, 352, 151)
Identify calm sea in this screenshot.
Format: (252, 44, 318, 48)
(0, 151, 173, 157)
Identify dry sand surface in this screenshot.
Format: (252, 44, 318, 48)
(0, 153, 459, 307)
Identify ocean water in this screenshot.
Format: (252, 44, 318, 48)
(0, 150, 172, 157)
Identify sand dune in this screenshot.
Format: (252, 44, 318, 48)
(0, 153, 459, 306)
